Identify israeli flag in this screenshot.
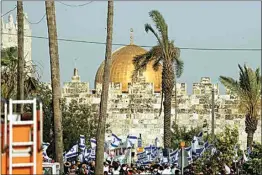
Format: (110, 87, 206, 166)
(90, 148, 96, 159)
(151, 146, 158, 160)
(127, 135, 137, 147)
(111, 134, 121, 148)
(170, 149, 179, 164)
(79, 135, 86, 151)
(43, 151, 51, 160)
(42, 142, 51, 160)
(90, 138, 97, 149)
(197, 131, 203, 143)
(84, 149, 91, 161)
(195, 147, 205, 156)
(191, 136, 201, 153)
(204, 141, 209, 149)
(43, 142, 50, 151)
(65, 144, 78, 158)
(185, 146, 193, 162)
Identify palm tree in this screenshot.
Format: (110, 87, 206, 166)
(219, 64, 261, 148)
(1, 47, 18, 99)
(94, 0, 114, 174)
(17, 1, 25, 112)
(132, 10, 184, 149)
(1, 47, 38, 99)
(45, 1, 64, 172)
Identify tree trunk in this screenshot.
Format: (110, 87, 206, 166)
(247, 132, 254, 148)
(162, 60, 174, 148)
(17, 1, 24, 113)
(45, 2, 64, 173)
(95, 0, 114, 174)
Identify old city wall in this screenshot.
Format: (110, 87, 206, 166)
(94, 77, 261, 149)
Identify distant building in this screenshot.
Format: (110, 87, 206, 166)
(1, 14, 32, 71)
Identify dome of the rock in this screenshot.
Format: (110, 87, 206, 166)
(95, 43, 162, 92)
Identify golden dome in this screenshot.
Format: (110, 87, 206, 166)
(95, 44, 162, 92)
(95, 28, 162, 92)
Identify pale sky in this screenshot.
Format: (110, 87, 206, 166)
(1, 1, 261, 94)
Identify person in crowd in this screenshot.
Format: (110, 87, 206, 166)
(162, 164, 172, 174)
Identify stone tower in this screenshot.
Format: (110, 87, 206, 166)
(1, 13, 32, 70)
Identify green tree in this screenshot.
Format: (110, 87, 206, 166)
(61, 99, 109, 151)
(171, 124, 202, 149)
(1, 47, 18, 99)
(95, 0, 114, 174)
(219, 64, 261, 148)
(132, 10, 184, 148)
(1, 47, 38, 100)
(242, 142, 262, 174)
(194, 125, 239, 174)
(45, 1, 64, 171)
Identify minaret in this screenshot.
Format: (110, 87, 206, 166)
(130, 28, 134, 45)
(71, 68, 80, 82)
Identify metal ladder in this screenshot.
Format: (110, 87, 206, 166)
(8, 98, 43, 174)
(0, 98, 8, 175)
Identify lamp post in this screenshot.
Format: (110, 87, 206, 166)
(211, 86, 215, 140)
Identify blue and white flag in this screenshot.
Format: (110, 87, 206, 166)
(204, 141, 209, 149)
(65, 144, 78, 158)
(197, 131, 203, 143)
(111, 133, 121, 148)
(192, 136, 201, 154)
(42, 142, 51, 160)
(150, 146, 158, 160)
(185, 146, 193, 162)
(195, 147, 205, 157)
(170, 149, 179, 164)
(127, 135, 137, 148)
(84, 149, 91, 161)
(43, 142, 50, 151)
(90, 138, 97, 149)
(90, 148, 96, 159)
(79, 135, 86, 151)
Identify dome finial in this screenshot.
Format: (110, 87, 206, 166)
(130, 28, 134, 45)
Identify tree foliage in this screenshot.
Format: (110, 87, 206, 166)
(133, 10, 184, 149)
(61, 99, 110, 151)
(194, 125, 239, 174)
(1, 47, 39, 100)
(242, 142, 262, 174)
(171, 123, 202, 149)
(219, 64, 261, 148)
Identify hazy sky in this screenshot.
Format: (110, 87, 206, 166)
(2, 1, 261, 94)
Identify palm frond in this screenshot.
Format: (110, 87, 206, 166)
(219, 76, 240, 95)
(148, 10, 169, 51)
(152, 56, 163, 71)
(132, 45, 162, 81)
(238, 64, 251, 93)
(174, 58, 184, 78)
(145, 23, 165, 52)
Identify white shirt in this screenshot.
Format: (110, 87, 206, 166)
(162, 168, 172, 175)
(113, 170, 120, 175)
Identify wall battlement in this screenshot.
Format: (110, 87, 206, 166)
(62, 74, 261, 149)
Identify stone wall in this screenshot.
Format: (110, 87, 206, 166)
(62, 76, 261, 149)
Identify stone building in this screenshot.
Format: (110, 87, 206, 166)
(62, 30, 261, 150)
(1, 14, 32, 70)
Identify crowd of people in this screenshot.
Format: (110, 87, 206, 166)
(63, 160, 241, 175)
